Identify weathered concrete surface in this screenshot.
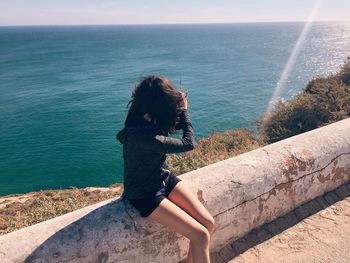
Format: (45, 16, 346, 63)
(0, 118, 349, 263)
(228, 192, 350, 263)
(212, 182, 350, 262)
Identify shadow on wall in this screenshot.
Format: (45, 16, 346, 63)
(24, 197, 188, 263)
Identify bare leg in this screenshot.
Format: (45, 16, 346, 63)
(167, 181, 215, 261)
(168, 181, 215, 233)
(148, 198, 210, 263)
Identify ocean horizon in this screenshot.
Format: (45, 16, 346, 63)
(1, 20, 348, 27)
(1, 21, 349, 196)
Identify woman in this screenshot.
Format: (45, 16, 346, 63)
(116, 75, 215, 263)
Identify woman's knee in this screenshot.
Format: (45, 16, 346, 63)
(191, 226, 210, 247)
(203, 215, 215, 234)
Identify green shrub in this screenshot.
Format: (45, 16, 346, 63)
(339, 57, 350, 85)
(258, 59, 350, 143)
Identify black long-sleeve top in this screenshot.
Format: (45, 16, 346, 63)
(116, 109, 196, 200)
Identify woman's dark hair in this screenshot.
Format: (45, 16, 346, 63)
(124, 75, 186, 134)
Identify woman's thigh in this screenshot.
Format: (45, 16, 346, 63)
(147, 198, 209, 244)
(167, 181, 215, 232)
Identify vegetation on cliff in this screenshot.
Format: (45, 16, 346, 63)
(0, 186, 123, 236)
(258, 58, 350, 143)
(1, 59, 349, 236)
(166, 128, 264, 175)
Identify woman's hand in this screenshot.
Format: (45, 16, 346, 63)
(178, 92, 188, 110)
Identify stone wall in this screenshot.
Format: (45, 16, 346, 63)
(1, 118, 349, 263)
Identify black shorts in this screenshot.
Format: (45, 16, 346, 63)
(127, 173, 182, 218)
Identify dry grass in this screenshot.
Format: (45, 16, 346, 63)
(166, 128, 265, 175)
(0, 184, 123, 236)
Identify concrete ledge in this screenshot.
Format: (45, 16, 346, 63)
(214, 182, 350, 262)
(1, 118, 350, 263)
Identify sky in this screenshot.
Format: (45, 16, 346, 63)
(0, 0, 349, 26)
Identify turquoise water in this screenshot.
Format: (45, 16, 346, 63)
(1, 22, 349, 196)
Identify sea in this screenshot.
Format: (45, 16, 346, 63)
(1, 22, 349, 196)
